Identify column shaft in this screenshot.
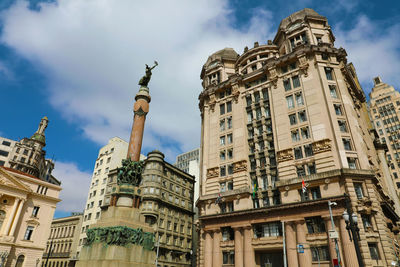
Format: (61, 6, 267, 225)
(204, 231, 213, 267)
(295, 221, 312, 267)
(4, 198, 19, 235)
(234, 228, 244, 267)
(213, 231, 222, 267)
(285, 222, 299, 267)
(243, 227, 255, 267)
(10, 199, 24, 236)
(339, 218, 358, 267)
(127, 96, 149, 161)
(325, 218, 340, 265)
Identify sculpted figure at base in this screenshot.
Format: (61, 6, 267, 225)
(138, 61, 158, 87)
(117, 158, 144, 186)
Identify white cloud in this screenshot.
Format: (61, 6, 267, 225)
(52, 161, 91, 213)
(0, 0, 273, 161)
(0, 60, 13, 80)
(334, 15, 400, 93)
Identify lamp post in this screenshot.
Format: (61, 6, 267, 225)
(342, 193, 364, 267)
(328, 200, 341, 266)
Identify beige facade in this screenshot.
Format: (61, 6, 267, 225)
(42, 213, 83, 267)
(0, 167, 61, 267)
(77, 137, 128, 255)
(0, 137, 16, 168)
(368, 78, 400, 198)
(197, 8, 400, 267)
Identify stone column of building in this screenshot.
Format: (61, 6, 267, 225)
(234, 227, 244, 267)
(376, 147, 400, 213)
(3, 198, 19, 235)
(212, 230, 222, 267)
(285, 222, 299, 267)
(127, 87, 151, 161)
(204, 231, 213, 267)
(243, 226, 255, 267)
(9, 199, 25, 236)
(339, 218, 358, 266)
(295, 221, 311, 267)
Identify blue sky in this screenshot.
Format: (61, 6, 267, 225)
(0, 0, 399, 218)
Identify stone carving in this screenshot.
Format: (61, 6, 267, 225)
(268, 66, 278, 88)
(117, 159, 144, 186)
(206, 167, 219, 178)
(85, 226, 154, 250)
(297, 54, 309, 77)
(233, 160, 247, 173)
(232, 84, 240, 103)
(208, 94, 216, 112)
(138, 61, 158, 87)
(277, 148, 294, 162)
(312, 139, 332, 154)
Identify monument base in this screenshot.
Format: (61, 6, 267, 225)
(76, 205, 156, 267)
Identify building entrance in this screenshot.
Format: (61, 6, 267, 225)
(256, 251, 284, 267)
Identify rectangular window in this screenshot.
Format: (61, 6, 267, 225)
(289, 114, 297, 125)
(246, 96, 252, 107)
(228, 164, 234, 175)
(343, 139, 352, 151)
(220, 104, 225, 115)
(329, 85, 338, 98)
(338, 120, 348, 132)
(0, 150, 9, 157)
(253, 222, 282, 238)
(348, 158, 357, 169)
(334, 104, 342, 115)
(221, 227, 234, 241)
(301, 127, 310, 139)
(220, 136, 225, 146)
(286, 95, 294, 109)
(368, 243, 380, 260)
(254, 92, 260, 103)
(222, 251, 235, 264)
(247, 111, 253, 123)
(283, 79, 291, 91)
(354, 183, 364, 199)
(227, 181, 233, 190)
(226, 101, 232, 113)
(295, 93, 304, 106)
(306, 216, 326, 234)
(256, 108, 262, 120)
(32, 206, 40, 217)
(1, 140, 11, 146)
(24, 226, 34, 240)
(311, 246, 330, 261)
(297, 165, 306, 178)
(362, 214, 372, 230)
(294, 147, 303, 159)
(227, 149, 233, 159)
(220, 166, 226, 177)
(310, 187, 321, 199)
(291, 130, 300, 142)
(304, 144, 313, 157)
(298, 110, 307, 122)
(220, 119, 225, 131)
(325, 67, 333, 80)
(227, 117, 232, 129)
(292, 75, 300, 88)
(220, 151, 226, 161)
(227, 134, 233, 144)
(307, 163, 316, 175)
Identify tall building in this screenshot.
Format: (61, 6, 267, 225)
(197, 8, 400, 267)
(76, 137, 128, 255)
(42, 213, 83, 267)
(368, 77, 400, 196)
(0, 117, 61, 267)
(0, 137, 17, 167)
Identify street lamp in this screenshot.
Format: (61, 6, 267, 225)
(342, 193, 364, 267)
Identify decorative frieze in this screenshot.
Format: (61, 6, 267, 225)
(297, 53, 309, 77)
(268, 66, 278, 89)
(277, 148, 294, 162)
(233, 160, 247, 173)
(206, 167, 219, 178)
(312, 139, 332, 154)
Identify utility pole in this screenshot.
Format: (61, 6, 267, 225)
(328, 200, 341, 266)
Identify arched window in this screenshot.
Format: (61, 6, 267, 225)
(15, 255, 24, 267)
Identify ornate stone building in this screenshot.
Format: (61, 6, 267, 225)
(197, 9, 400, 267)
(0, 117, 61, 267)
(42, 213, 83, 267)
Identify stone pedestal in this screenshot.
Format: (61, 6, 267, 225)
(76, 205, 155, 267)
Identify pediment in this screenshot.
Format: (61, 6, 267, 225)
(0, 168, 32, 192)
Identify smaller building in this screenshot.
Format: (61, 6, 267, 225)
(42, 213, 83, 267)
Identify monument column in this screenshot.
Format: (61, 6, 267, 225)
(295, 221, 312, 267)
(234, 227, 244, 267)
(213, 230, 222, 267)
(285, 222, 299, 267)
(243, 226, 255, 267)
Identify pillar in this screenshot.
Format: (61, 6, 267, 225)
(234, 227, 244, 267)
(243, 226, 255, 267)
(4, 198, 19, 235)
(213, 230, 222, 267)
(204, 231, 213, 267)
(295, 221, 312, 267)
(127, 87, 151, 161)
(285, 222, 299, 267)
(339, 218, 358, 267)
(324, 217, 340, 266)
(10, 199, 24, 236)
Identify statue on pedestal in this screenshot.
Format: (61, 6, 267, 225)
(138, 61, 158, 87)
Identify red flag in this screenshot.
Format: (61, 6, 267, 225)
(302, 178, 307, 193)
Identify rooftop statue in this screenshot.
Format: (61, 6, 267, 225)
(138, 61, 158, 87)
